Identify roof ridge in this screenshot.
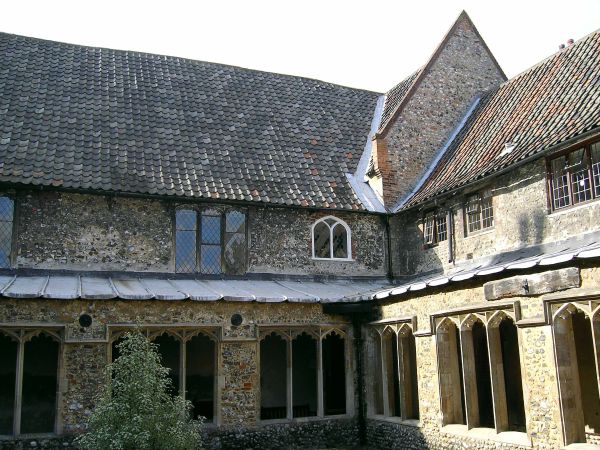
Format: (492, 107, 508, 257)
(498, 28, 600, 85)
(0, 30, 383, 96)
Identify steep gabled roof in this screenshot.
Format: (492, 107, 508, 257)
(0, 33, 380, 210)
(377, 11, 506, 137)
(401, 30, 600, 210)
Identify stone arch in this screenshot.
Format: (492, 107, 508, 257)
(553, 302, 600, 445)
(311, 216, 352, 260)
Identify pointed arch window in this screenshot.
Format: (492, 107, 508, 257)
(311, 216, 352, 260)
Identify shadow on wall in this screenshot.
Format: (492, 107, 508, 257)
(517, 209, 547, 247)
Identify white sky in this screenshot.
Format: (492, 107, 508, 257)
(1, 0, 598, 93)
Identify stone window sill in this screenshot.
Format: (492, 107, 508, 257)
(311, 257, 355, 262)
(548, 198, 600, 217)
(441, 424, 532, 447)
(368, 415, 421, 428)
(0, 433, 58, 440)
(258, 414, 352, 426)
(464, 227, 495, 240)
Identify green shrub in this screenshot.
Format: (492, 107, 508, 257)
(76, 330, 203, 450)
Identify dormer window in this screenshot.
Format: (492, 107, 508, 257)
(312, 216, 352, 260)
(0, 196, 14, 268)
(175, 208, 246, 274)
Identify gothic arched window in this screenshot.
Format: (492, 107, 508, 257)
(311, 216, 351, 260)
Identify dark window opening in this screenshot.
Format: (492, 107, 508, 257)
(322, 333, 346, 415)
(572, 312, 600, 434)
(21, 334, 59, 434)
(313, 222, 330, 258)
(153, 334, 181, 396)
(499, 319, 526, 432)
(455, 325, 467, 425)
(292, 333, 318, 418)
(372, 332, 384, 415)
(0, 333, 17, 434)
(260, 333, 287, 420)
(186, 334, 215, 421)
(402, 331, 420, 420)
(383, 333, 401, 417)
(332, 224, 348, 258)
(472, 321, 494, 428)
(0, 196, 14, 269)
(111, 337, 126, 363)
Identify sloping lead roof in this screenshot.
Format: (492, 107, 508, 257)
(0, 276, 390, 303)
(372, 231, 600, 301)
(0, 33, 380, 211)
(401, 30, 600, 210)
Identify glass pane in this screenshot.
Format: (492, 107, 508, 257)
(313, 222, 330, 258)
(186, 334, 215, 422)
(0, 333, 17, 434)
(0, 197, 13, 269)
(332, 223, 348, 258)
(201, 214, 221, 245)
(176, 230, 197, 273)
(153, 334, 180, 396)
(176, 209, 196, 231)
(436, 213, 447, 242)
(591, 143, 600, 197)
(201, 245, 221, 275)
(225, 211, 245, 233)
(0, 197, 13, 222)
(224, 232, 246, 275)
(481, 196, 494, 229)
(424, 213, 435, 244)
(21, 334, 59, 434)
(569, 149, 591, 204)
(551, 156, 570, 209)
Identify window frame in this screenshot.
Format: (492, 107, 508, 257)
(0, 193, 17, 270)
(311, 216, 352, 261)
(546, 139, 600, 212)
(422, 209, 448, 247)
(109, 326, 220, 425)
(173, 206, 247, 275)
(463, 188, 494, 236)
(0, 327, 63, 438)
(257, 325, 354, 424)
(366, 318, 420, 424)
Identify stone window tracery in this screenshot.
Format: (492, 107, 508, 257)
(367, 321, 419, 421)
(110, 328, 218, 423)
(311, 216, 352, 260)
(259, 327, 350, 422)
(435, 308, 526, 433)
(0, 328, 61, 437)
(551, 301, 600, 446)
(175, 207, 246, 275)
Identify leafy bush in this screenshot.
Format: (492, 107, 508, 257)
(76, 330, 203, 450)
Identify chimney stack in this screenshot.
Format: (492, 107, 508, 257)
(567, 38, 574, 46)
(559, 43, 566, 50)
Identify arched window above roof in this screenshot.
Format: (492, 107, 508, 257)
(311, 216, 352, 260)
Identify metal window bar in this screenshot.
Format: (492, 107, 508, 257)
(481, 192, 494, 229)
(590, 143, 600, 198)
(175, 209, 198, 273)
(569, 148, 592, 204)
(550, 156, 570, 210)
(466, 195, 482, 234)
(424, 214, 435, 244)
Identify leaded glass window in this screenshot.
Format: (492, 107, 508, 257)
(312, 217, 351, 260)
(0, 197, 14, 269)
(549, 141, 600, 210)
(175, 208, 246, 274)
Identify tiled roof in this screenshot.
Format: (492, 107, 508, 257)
(401, 30, 600, 210)
(378, 69, 421, 132)
(0, 33, 381, 210)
